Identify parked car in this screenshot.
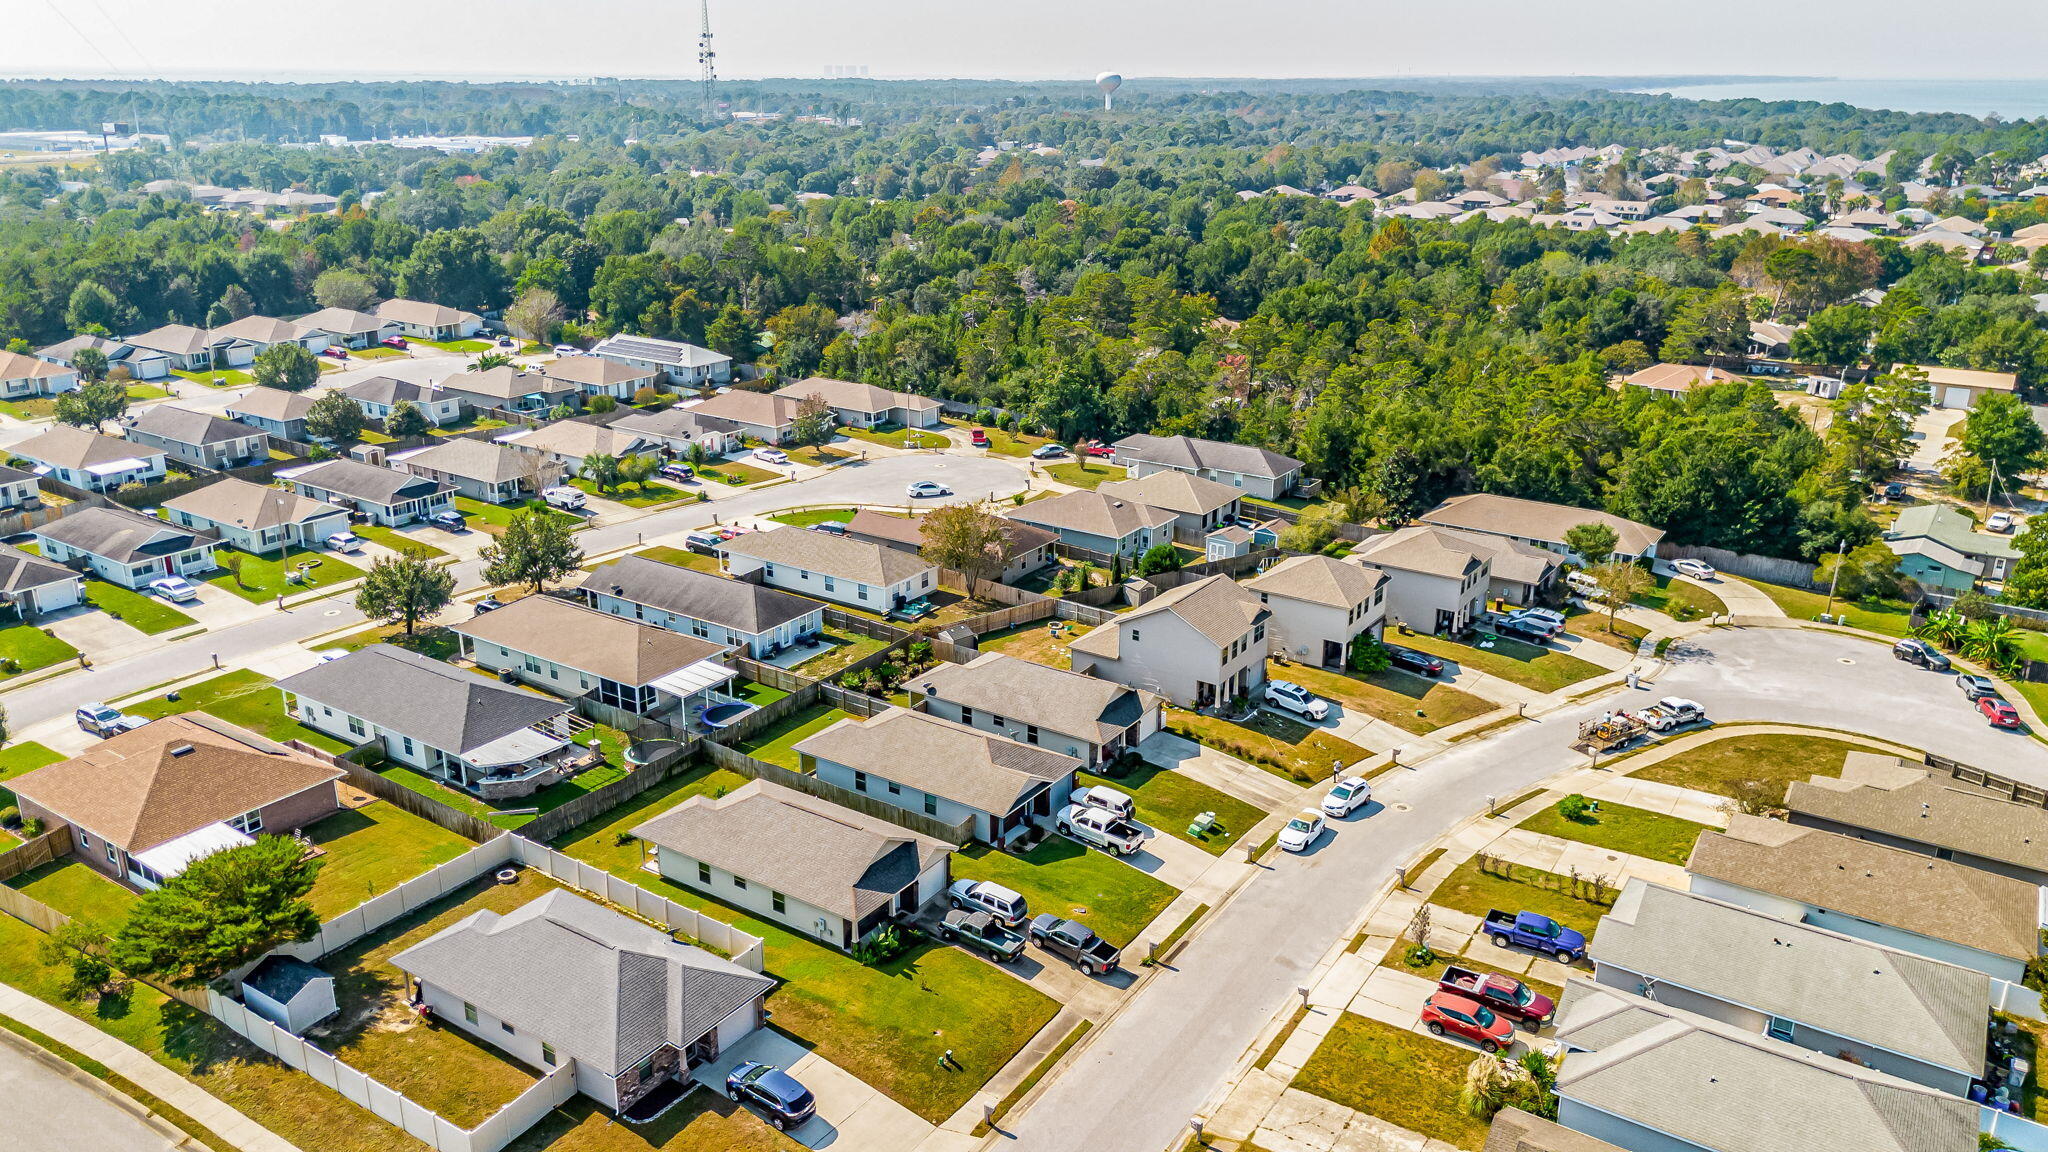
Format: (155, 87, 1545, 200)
(907, 480, 952, 498)
(1980, 696, 2023, 729)
(1989, 512, 2018, 533)
(683, 530, 724, 555)
(724, 1062, 815, 1132)
(1883, 480, 1908, 501)
(1277, 810, 1326, 853)
(1055, 803, 1146, 856)
(947, 879, 1028, 927)
(657, 462, 699, 484)
(1510, 607, 1567, 631)
(970, 428, 989, 447)
(1638, 697, 1706, 732)
(75, 703, 146, 738)
(1438, 965, 1556, 1027)
(1027, 914, 1121, 975)
(1494, 616, 1554, 643)
(1893, 637, 1952, 671)
(1263, 680, 1330, 721)
(147, 575, 200, 603)
(1069, 784, 1135, 821)
(1672, 558, 1718, 580)
(1322, 776, 1374, 818)
(495, 336, 515, 347)
(1957, 674, 2002, 700)
(1565, 571, 1603, 598)
(1500, 610, 1562, 638)
(380, 336, 408, 350)
(1421, 991, 1516, 1053)
(472, 597, 505, 616)
(1083, 441, 1116, 458)
(428, 509, 466, 531)
(1483, 909, 1586, 962)
(752, 447, 790, 466)
(937, 909, 1026, 962)
(551, 343, 580, 356)
(541, 486, 586, 511)
(812, 521, 847, 536)
(322, 345, 348, 358)
(1030, 443, 1067, 459)
(1385, 645, 1443, 677)
(326, 532, 364, 553)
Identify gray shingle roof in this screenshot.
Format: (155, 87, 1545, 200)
(35, 505, 216, 564)
(274, 644, 569, 756)
(609, 407, 743, 441)
(577, 555, 823, 634)
(243, 955, 332, 1004)
(719, 526, 934, 587)
(1244, 554, 1385, 609)
(1348, 525, 1486, 580)
(451, 595, 731, 685)
(0, 543, 76, 595)
(913, 652, 1159, 748)
(770, 376, 939, 415)
(124, 405, 264, 447)
(162, 477, 344, 532)
(284, 458, 452, 507)
(340, 376, 447, 408)
(542, 355, 656, 389)
(1097, 471, 1242, 517)
(1111, 434, 1303, 480)
(390, 438, 537, 485)
(1482, 1109, 1626, 1152)
(226, 387, 320, 424)
(1006, 490, 1177, 540)
(1420, 493, 1664, 555)
(1071, 574, 1267, 660)
(795, 707, 1078, 816)
(1787, 753, 2048, 873)
(390, 889, 771, 1076)
(14, 425, 164, 471)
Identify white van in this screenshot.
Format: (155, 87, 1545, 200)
(1069, 784, 1135, 821)
(1566, 571, 1602, 598)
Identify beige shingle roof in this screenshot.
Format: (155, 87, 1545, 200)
(1348, 525, 1484, 580)
(1420, 493, 1664, 555)
(390, 437, 539, 485)
(374, 298, 479, 328)
(1097, 471, 1241, 517)
(1483, 1109, 1626, 1152)
(207, 315, 308, 346)
(1244, 554, 1385, 608)
(542, 355, 656, 389)
(912, 651, 1161, 746)
(1070, 574, 1267, 660)
(163, 477, 343, 532)
(500, 421, 653, 461)
(719, 525, 934, 586)
(1007, 490, 1177, 540)
(1787, 752, 2048, 873)
(0, 351, 73, 382)
(795, 707, 1078, 816)
(15, 425, 165, 470)
(451, 595, 729, 685)
(687, 391, 801, 429)
(225, 386, 321, 423)
(771, 376, 939, 415)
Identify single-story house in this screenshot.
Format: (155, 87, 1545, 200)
(451, 595, 739, 718)
(683, 392, 801, 444)
(1590, 880, 1986, 1096)
(1419, 493, 1665, 564)
(634, 779, 952, 949)
(495, 421, 657, 477)
(1111, 433, 1306, 501)
(1481, 1109, 1627, 1152)
(0, 542, 84, 616)
(590, 333, 733, 388)
(293, 307, 395, 350)
(279, 458, 454, 525)
(206, 315, 326, 356)
(719, 525, 937, 613)
(541, 356, 658, 401)
(1916, 364, 2018, 410)
(769, 376, 942, 428)
(373, 298, 482, 341)
(1005, 490, 1177, 557)
(0, 463, 41, 511)
(1747, 321, 1797, 360)
(240, 956, 338, 1035)
(607, 407, 743, 457)
(8, 713, 343, 890)
(1884, 502, 2019, 590)
(126, 323, 253, 372)
(1243, 554, 1388, 667)
(12, 425, 167, 491)
(162, 477, 351, 556)
(276, 644, 587, 799)
(338, 376, 465, 427)
(911, 651, 1164, 766)
(224, 387, 320, 441)
(1619, 362, 1731, 395)
(0, 349, 79, 398)
(437, 366, 578, 415)
(1097, 471, 1244, 540)
(578, 555, 825, 658)
(389, 438, 554, 504)
(1068, 574, 1270, 708)
(390, 889, 772, 1114)
(1348, 526, 1490, 635)
(34, 505, 219, 587)
(36, 335, 163, 381)
(844, 509, 1057, 584)
(795, 707, 1081, 844)
(1785, 752, 2048, 886)
(119, 405, 269, 470)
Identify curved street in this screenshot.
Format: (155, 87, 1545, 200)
(0, 1039, 183, 1152)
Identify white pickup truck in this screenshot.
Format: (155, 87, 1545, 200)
(1055, 803, 1145, 856)
(1638, 696, 1707, 732)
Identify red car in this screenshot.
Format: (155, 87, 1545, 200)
(1980, 696, 2022, 729)
(323, 345, 348, 358)
(1421, 991, 1516, 1053)
(1083, 441, 1116, 458)
(380, 336, 408, 350)
(970, 428, 989, 447)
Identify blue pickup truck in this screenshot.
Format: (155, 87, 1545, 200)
(1483, 909, 1586, 962)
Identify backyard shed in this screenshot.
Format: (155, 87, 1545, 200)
(241, 955, 338, 1035)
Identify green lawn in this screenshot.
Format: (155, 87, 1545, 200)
(696, 460, 777, 486)
(1078, 761, 1268, 855)
(1631, 731, 1869, 804)
(630, 544, 722, 572)
(952, 839, 1179, 948)
(552, 766, 1062, 1124)
(942, 418, 1054, 457)
(770, 507, 857, 527)
(734, 679, 789, 707)
(126, 383, 171, 400)
(0, 621, 79, 679)
(1518, 798, 1713, 865)
(0, 396, 57, 420)
(356, 523, 448, 560)
(452, 496, 580, 536)
(301, 802, 475, 919)
(428, 417, 509, 437)
(4, 859, 138, 925)
(839, 423, 948, 450)
(369, 734, 632, 833)
(1292, 1014, 1494, 1149)
(209, 547, 364, 603)
(410, 338, 494, 353)
(1398, 630, 1606, 694)
(349, 347, 406, 361)
(171, 367, 255, 387)
(789, 626, 890, 679)
(0, 742, 63, 804)
(1729, 576, 1914, 635)
(1271, 659, 1495, 735)
(317, 623, 462, 660)
(568, 477, 689, 507)
(1045, 461, 1127, 490)
(728, 705, 851, 769)
(123, 668, 353, 754)
(1427, 856, 1618, 941)
(1561, 608, 1649, 654)
(1635, 574, 1729, 621)
(1166, 707, 1371, 785)
(84, 579, 196, 635)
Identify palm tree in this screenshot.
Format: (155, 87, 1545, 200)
(1915, 608, 1968, 652)
(468, 351, 515, 372)
(1964, 616, 2023, 676)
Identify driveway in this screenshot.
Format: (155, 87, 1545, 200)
(1136, 731, 1306, 812)
(692, 1028, 932, 1150)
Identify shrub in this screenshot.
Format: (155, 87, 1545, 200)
(1403, 943, 1436, 968)
(20, 816, 43, 837)
(587, 394, 618, 414)
(0, 805, 16, 826)
(1347, 637, 1393, 674)
(1556, 794, 1592, 822)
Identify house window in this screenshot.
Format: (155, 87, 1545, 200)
(107, 841, 117, 863)
(733, 876, 747, 890)
(227, 810, 263, 835)
(1766, 1017, 1795, 1042)
(991, 715, 1005, 728)
(347, 716, 366, 737)
(764, 564, 776, 578)
(501, 1020, 515, 1035)
(823, 576, 835, 593)
(541, 1043, 556, 1066)
(853, 771, 868, 792)
(1253, 624, 1264, 641)
(886, 781, 901, 795)
(78, 832, 91, 849)
(1131, 630, 1141, 642)
(523, 655, 542, 674)
(960, 707, 973, 724)
(858, 585, 868, 600)
(923, 793, 938, 815)
(401, 737, 413, 756)
(1025, 725, 1039, 744)
(698, 862, 711, 883)
(772, 892, 786, 914)
(464, 1003, 478, 1025)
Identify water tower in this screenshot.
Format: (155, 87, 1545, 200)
(1095, 72, 1123, 111)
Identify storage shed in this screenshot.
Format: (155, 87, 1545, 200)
(241, 955, 337, 1035)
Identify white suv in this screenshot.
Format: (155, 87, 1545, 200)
(1264, 681, 1329, 721)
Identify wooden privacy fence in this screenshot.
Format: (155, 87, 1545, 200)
(1926, 752, 2048, 808)
(0, 824, 73, 885)
(701, 741, 975, 843)
(518, 743, 698, 844)
(325, 755, 505, 844)
(822, 607, 913, 644)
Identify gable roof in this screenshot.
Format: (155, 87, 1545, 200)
(14, 425, 165, 471)
(0, 350, 73, 382)
(1071, 574, 1267, 660)
(796, 707, 1079, 815)
(125, 324, 215, 357)
(634, 779, 951, 922)
(7, 713, 341, 853)
(124, 405, 264, 447)
(609, 407, 743, 441)
(1348, 525, 1485, 580)
(1786, 752, 2048, 873)
(590, 334, 730, 369)
(340, 376, 448, 408)
(274, 644, 570, 756)
(373, 298, 479, 328)
(770, 376, 940, 416)
(282, 458, 452, 507)
(1110, 433, 1303, 480)
(1887, 502, 2019, 561)
(843, 510, 1054, 562)
(0, 542, 77, 595)
(390, 889, 771, 1077)
(37, 505, 216, 563)
(542, 355, 657, 389)
(498, 421, 653, 462)
(1244, 554, 1386, 609)
(293, 307, 388, 336)
(388, 438, 540, 485)
(719, 525, 933, 586)
(1097, 471, 1242, 517)
(1483, 1109, 1626, 1152)
(1420, 492, 1665, 555)
(686, 391, 801, 429)
(1622, 362, 1727, 393)
(441, 366, 574, 403)
(1006, 489, 1177, 540)
(1912, 365, 2017, 393)
(577, 556, 822, 634)
(207, 315, 309, 346)
(226, 386, 320, 424)
(451, 595, 730, 685)
(163, 477, 344, 532)
(913, 651, 1161, 748)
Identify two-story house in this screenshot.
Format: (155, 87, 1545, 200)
(1068, 574, 1270, 708)
(1348, 526, 1490, 635)
(912, 651, 1164, 767)
(1243, 554, 1387, 667)
(1096, 471, 1244, 542)
(1110, 434, 1306, 501)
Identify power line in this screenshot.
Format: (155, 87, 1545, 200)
(40, 0, 122, 74)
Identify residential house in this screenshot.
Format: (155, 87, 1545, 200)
(0, 350, 78, 398)
(843, 509, 1056, 585)
(126, 324, 251, 372)
(11, 425, 167, 491)
(541, 355, 658, 402)
(1097, 471, 1244, 541)
(1917, 364, 2019, 410)
(1785, 752, 2048, 886)
(718, 526, 937, 613)
(0, 543, 84, 616)
(1883, 502, 2020, 590)
(496, 421, 657, 477)
(1620, 362, 1729, 395)
(162, 478, 351, 556)
(590, 333, 733, 387)
(437, 366, 578, 415)
(769, 376, 942, 428)
(1552, 981, 1981, 1152)
(1243, 554, 1388, 667)
(34, 505, 218, 587)
(279, 458, 454, 525)
(1420, 493, 1665, 564)
(292, 307, 394, 350)
(388, 438, 553, 503)
(240, 956, 338, 1035)
(1687, 814, 2042, 987)
(1747, 321, 1797, 360)
(1111, 433, 1306, 501)
(36, 335, 163, 381)
(577, 556, 825, 658)
(1204, 519, 1280, 560)
(1068, 574, 1270, 707)
(224, 387, 320, 441)
(1422, 524, 1562, 606)
(373, 298, 482, 341)
(339, 376, 465, 427)
(1005, 490, 1177, 558)
(608, 407, 743, 457)
(1590, 880, 1987, 1095)
(1347, 526, 1490, 635)
(633, 779, 952, 949)
(0, 464, 41, 511)
(451, 595, 739, 719)
(796, 707, 1081, 844)
(7, 714, 342, 890)
(684, 392, 801, 445)
(1482, 1109, 1627, 1152)
(119, 406, 269, 470)
(206, 315, 326, 356)
(911, 651, 1164, 766)
(276, 644, 588, 798)
(390, 889, 771, 1113)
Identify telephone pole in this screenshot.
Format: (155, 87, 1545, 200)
(697, 0, 718, 120)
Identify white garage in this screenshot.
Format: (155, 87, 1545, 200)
(1917, 364, 2020, 411)
(0, 543, 84, 617)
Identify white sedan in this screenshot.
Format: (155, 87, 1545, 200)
(1278, 810, 1326, 853)
(907, 481, 952, 498)
(1988, 512, 2018, 533)
(147, 575, 200, 603)
(1672, 558, 1717, 581)
(752, 447, 790, 466)
(1322, 776, 1374, 817)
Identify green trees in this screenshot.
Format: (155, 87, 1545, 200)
(312, 268, 378, 312)
(580, 452, 622, 492)
(354, 554, 454, 635)
(1563, 523, 1619, 565)
(766, 303, 839, 379)
(1136, 543, 1182, 576)
(70, 345, 108, 384)
(386, 399, 431, 438)
(110, 836, 322, 989)
(481, 509, 584, 593)
(920, 502, 1012, 587)
(790, 392, 835, 448)
(1814, 541, 1906, 602)
(397, 228, 501, 308)
(505, 287, 566, 346)
(53, 380, 128, 430)
(1946, 392, 2045, 495)
(304, 391, 365, 442)
(1586, 560, 1652, 631)
(64, 280, 121, 333)
(252, 343, 320, 391)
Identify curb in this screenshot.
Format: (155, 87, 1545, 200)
(0, 1025, 208, 1150)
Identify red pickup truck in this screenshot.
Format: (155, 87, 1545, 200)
(1438, 965, 1555, 1027)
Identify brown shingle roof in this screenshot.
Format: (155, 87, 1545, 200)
(1348, 525, 1485, 580)
(687, 391, 801, 429)
(542, 355, 656, 389)
(1006, 490, 1177, 540)
(1484, 1109, 1627, 1152)
(1786, 753, 2048, 873)
(450, 595, 730, 685)
(844, 510, 1055, 562)
(162, 477, 344, 532)
(1244, 554, 1385, 608)
(771, 376, 939, 415)
(1097, 471, 1242, 517)
(1420, 493, 1664, 555)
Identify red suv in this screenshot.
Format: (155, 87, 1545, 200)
(1980, 696, 2023, 729)
(1421, 992, 1515, 1053)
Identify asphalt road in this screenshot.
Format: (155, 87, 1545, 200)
(1000, 623, 2048, 1152)
(0, 1041, 182, 1152)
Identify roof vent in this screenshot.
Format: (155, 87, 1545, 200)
(169, 744, 196, 757)
(611, 584, 623, 595)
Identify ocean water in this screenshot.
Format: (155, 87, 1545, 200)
(1629, 78, 2048, 120)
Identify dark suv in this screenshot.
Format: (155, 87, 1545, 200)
(725, 1062, 815, 1131)
(1892, 637, 1951, 671)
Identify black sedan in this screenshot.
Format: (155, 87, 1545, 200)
(1385, 644, 1445, 677)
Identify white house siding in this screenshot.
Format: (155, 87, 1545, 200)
(39, 456, 165, 492)
(721, 554, 935, 613)
(1123, 459, 1296, 501)
(171, 510, 350, 556)
(916, 697, 1160, 766)
(1071, 613, 1268, 709)
(466, 641, 603, 700)
(1258, 593, 1384, 667)
(654, 845, 852, 947)
(1, 368, 77, 398)
(0, 478, 39, 509)
(21, 576, 82, 614)
(416, 982, 569, 1092)
(39, 538, 216, 588)
(582, 590, 821, 659)
(1555, 1102, 1704, 1152)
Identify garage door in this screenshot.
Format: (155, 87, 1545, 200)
(1943, 386, 1972, 409)
(33, 580, 81, 613)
